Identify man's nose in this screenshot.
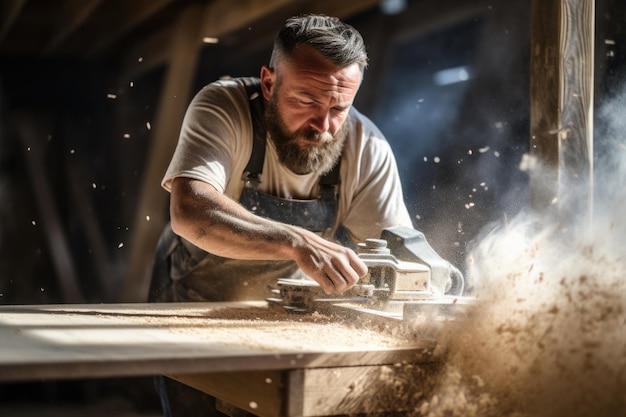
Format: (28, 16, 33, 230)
(308, 110, 331, 133)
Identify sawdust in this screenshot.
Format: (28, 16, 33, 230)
(360, 86, 626, 417)
(413, 212, 626, 417)
(339, 214, 626, 417)
(156, 304, 426, 352)
(405, 132, 626, 415)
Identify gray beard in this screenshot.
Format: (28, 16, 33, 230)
(264, 96, 347, 175)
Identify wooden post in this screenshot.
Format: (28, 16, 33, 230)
(14, 113, 84, 303)
(121, 3, 204, 302)
(530, 0, 594, 222)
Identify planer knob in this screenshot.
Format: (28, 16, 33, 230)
(358, 238, 391, 255)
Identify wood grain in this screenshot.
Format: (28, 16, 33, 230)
(0, 302, 437, 383)
(529, 0, 594, 217)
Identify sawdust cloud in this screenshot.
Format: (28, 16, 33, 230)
(413, 90, 626, 417)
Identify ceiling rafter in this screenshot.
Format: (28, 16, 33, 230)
(43, 0, 104, 56)
(118, 0, 296, 84)
(0, 0, 27, 42)
(85, 0, 176, 58)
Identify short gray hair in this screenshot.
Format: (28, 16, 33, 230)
(269, 14, 369, 73)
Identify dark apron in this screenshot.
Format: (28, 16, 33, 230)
(148, 77, 342, 303)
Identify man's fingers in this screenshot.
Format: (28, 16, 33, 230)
(313, 271, 337, 294)
(348, 251, 368, 278)
(331, 257, 361, 285)
(318, 258, 363, 294)
(294, 234, 368, 294)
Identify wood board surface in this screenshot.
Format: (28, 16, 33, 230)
(0, 302, 437, 382)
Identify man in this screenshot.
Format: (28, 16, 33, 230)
(149, 14, 414, 304)
(150, 14, 414, 416)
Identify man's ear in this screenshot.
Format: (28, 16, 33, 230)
(260, 65, 275, 101)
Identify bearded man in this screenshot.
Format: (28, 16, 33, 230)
(149, 14, 413, 305)
(148, 14, 416, 416)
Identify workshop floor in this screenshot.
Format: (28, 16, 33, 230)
(0, 378, 162, 417)
(0, 404, 161, 417)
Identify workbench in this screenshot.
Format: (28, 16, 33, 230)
(0, 302, 440, 416)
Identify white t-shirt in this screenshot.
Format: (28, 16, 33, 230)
(162, 78, 412, 243)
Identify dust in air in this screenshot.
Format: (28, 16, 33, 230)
(412, 90, 626, 417)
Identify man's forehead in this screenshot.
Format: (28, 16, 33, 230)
(279, 47, 362, 96)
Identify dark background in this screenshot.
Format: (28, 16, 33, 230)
(0, 0, 624, 414)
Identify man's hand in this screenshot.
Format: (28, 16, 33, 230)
(287, 228, 367, 294)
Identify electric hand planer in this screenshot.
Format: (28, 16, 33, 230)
(268, 226, 472, 321)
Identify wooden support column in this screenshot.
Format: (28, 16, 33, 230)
(14, 113, 84, 303)
(530, 0, 594, 222)
(65, 160, 116, 301)
(122, 2, 205, 302)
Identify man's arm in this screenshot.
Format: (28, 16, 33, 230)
(169, 177, 367, 294)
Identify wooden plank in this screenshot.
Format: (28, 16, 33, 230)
(121, 2, 205, 302)
(529, 0, 594, 218)
(0, 302, 437, 382)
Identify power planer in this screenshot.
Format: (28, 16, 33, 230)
(268, 225, 472, 322)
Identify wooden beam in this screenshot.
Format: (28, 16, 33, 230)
(118, 0, 380, 84)
(43, 0, 104, 56)
(530, 0, 594, 219)
(86, 0, 175, 58)
(118, 0, 296, 83)
(118, 24, 172, 84)
(14, 113, 84, 303)
(121, 2, 205, 302)
(199, 0, 296, 41)
(0, 0, 27, 42)
(560, 0, 594, 222)
(65, 160, 117, 301)
(302, 0, 379, 17)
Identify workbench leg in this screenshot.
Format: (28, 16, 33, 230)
(170, 362, 439, 417)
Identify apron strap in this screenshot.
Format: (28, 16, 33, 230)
(240, 77, 266, 188)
